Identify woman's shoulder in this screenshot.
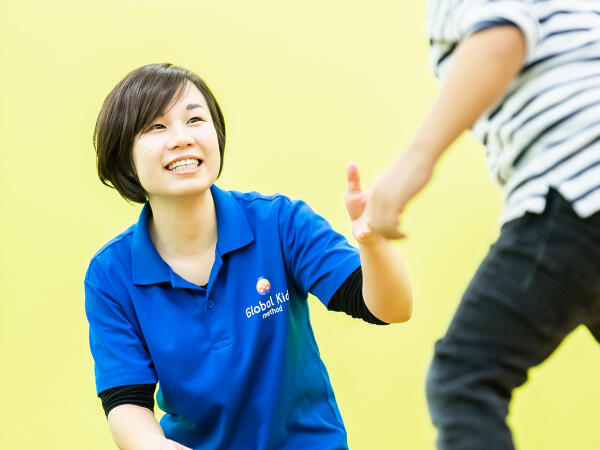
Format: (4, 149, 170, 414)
(91, 224, 136, 261)
(222, 189, 294, 216)
(225, 188, 319, 212)
(227, 189, 292, 205)
(224, 189, 320, 225)
(85, 224, 136, 284)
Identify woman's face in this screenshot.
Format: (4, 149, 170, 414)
(132, 81, 221, 202)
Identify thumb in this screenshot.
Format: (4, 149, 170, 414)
(346, 162, 362, 194)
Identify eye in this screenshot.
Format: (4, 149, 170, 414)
(188, 116, 205, 124)
(148, 123, 165, 131)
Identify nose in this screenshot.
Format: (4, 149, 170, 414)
(167, 125, 194, 150)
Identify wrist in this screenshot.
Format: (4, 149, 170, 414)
(392, 145, 436, 191)
(404, 140, 439, 168)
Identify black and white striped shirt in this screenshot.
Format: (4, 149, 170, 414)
(427, 0, 600, 224)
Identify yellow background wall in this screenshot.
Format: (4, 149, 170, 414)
(1, 1, 599, 448)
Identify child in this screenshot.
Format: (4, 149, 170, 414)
(85, 63, 412, 450)
(367, 1, 600, 449)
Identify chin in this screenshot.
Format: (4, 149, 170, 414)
(171, 179, 215, 197)
(145, 172, 218, 200)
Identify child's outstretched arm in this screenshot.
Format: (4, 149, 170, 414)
(368, 25, 527, 238)
(346, 162, 412, 323)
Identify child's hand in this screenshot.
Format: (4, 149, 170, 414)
(345, 162, 385, 244)
(367, 151, 433, 239)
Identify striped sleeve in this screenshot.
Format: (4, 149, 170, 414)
(429, 0, 540, 59)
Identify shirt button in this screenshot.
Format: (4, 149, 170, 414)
(207, 299, 215, 309)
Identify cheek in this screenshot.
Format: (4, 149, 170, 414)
(198, 127, 221, 164)
(131, 147, 146, 177)
(131, 151, 142, 175)
(199, 125, 219, 144)
(131, 141, 159, 186)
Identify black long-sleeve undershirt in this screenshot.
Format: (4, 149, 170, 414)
(326, 267, 388, 325)
(98, 267, 386, 416)
(100, 383, 156, 417)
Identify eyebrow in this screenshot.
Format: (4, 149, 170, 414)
(186, 103, 205, 110)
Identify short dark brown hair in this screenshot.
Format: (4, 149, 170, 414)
(93, 63, 226, 203)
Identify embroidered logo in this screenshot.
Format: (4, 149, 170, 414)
(256, 277, 271, 295)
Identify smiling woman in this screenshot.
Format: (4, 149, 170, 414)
(131, 83, 221, 202)
(94, 64, 226, 204)
(85, 63, 413, 450)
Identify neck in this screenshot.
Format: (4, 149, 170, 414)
(147, 188, 218, 258)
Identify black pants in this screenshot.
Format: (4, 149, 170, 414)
(426, 189, 600, 449)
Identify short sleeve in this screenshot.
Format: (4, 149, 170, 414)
(85, 263, 157, 395)
(429, 0, 539, 59)
(278, 198, 361, 307)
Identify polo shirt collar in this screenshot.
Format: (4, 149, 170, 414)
(131, 184, 254, 286)
(131, 203, 171, 286)
(211, 184, 254, 256)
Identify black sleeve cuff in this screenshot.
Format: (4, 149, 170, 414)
(98, 383, 156, 417)
(328, 267, 388, 325)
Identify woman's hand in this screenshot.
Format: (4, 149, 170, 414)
(345, 162, 384, 244)
(345, 161, 413, 323)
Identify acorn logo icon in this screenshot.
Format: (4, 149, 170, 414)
(256, 277, 271, 295)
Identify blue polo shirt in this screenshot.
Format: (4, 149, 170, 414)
(84, 185, 361, 449)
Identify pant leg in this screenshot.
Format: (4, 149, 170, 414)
(426, 190, 600, 450)
(587, 324, 600, 344)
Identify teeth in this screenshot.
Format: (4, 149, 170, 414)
(167, 158, 200, 171)
(171, 163, 197, 171)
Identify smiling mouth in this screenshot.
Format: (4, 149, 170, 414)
(166, 158, 202, 171)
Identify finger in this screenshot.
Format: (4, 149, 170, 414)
(383, 228, 406, 240)
(367, 219, 405, 240)
(346, 162, 362, 194)
(357, 229, 371, 242)
(385, 229, 406, 239)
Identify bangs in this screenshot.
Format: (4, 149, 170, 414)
(119, 65, 189, 145)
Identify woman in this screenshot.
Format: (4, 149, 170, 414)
(85, 63, 412, 450)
